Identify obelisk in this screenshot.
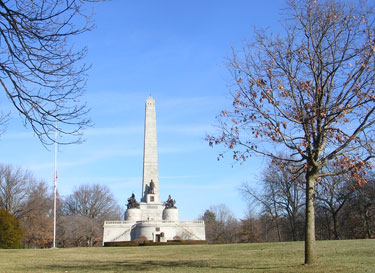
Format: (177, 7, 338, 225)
(141, 96, 160, 203)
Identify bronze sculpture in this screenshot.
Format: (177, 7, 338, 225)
(149, 179, 155, 194)
(127, 193, 140, 209)
(165, 194, 177, 208)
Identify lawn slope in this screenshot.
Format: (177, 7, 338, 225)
(0, 239, 373, 272)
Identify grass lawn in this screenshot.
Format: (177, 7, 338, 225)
(0, 239, 374, 272)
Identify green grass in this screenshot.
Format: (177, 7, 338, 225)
(0, 240, 374, 272)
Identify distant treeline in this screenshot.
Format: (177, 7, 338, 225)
(1, 161, 374, 248)
(0, 163, 121, 248)
(202, 160, 375, 244)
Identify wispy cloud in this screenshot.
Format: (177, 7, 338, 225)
(85, 125, 143, 137)
(26, 147, 143, 171)
(158, 95, 228, 114)
(160, 174, 203, 180)
(163, 182, 229, 191)
(158, 124, 209, 136)
(159, 96, 215, 107)
(84, 123, 209, 139)
(62, 175, 141, 185)
(86, 91, 146, 116)
(1, 131, 34, 140)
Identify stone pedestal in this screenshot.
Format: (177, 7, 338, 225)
(163, 208, 179, 221)
(146, 193, 156, 203)
(104, 220, 206, 243)
(125, 208, 141, 221)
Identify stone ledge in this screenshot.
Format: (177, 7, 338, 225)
(104, 220, 204, 225)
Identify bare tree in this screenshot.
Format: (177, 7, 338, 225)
(201, 204, 240, 244)
(240, 183, 283, 242)
(0, 0, 102, 144)
(238, 208, 263, 243)
(57, 215, 102, 247)
(0, 164, 55, 248)
(0, 163, 32, 217)
(20, 181, 53, 248)
(207, 0, 375, 263)
(63, 184, 121, 222)
(240, 159, 305, 241)
(350, 177, 375, 238)
(61, 184, 120, 247)
(315, 171, 354, 239)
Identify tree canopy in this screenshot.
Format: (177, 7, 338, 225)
(207, 0, 375, 264)
(63, 184, 121, 221)
(0, 209, 23, 248)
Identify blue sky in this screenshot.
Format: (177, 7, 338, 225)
(0, 0, 285, 220)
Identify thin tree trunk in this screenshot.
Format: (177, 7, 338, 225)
(364, 208, 371, 239)
(275, 218, 282, 242)
(292, 219, 297, 241)
(305, 173, 316, 264)
(287, 214, 297, 241)
(332, 211, 340, 240)
(326, 212, 332, 239)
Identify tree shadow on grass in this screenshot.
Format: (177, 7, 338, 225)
(31, 259, 299, 272)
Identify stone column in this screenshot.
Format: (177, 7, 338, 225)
(141, 96, 160, 203)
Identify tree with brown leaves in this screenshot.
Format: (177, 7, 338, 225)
(207, 0, 375, 264)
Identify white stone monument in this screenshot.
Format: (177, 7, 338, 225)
(103, 96, 205, 244)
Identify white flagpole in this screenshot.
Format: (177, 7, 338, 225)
(53, 121, 58, 248)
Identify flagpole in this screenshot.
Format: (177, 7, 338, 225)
(53, 121, 57, 248)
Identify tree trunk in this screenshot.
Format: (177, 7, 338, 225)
(332, 211, 340, 240)
(325, 212, 332, 239)
(305, 173, 316, 264)
(275, 217, 282, 242)
(291, 209, 298, 241)
(288, 215, 297, 241)
(292, 219, 297, 241)
(364, 208, 371, 239)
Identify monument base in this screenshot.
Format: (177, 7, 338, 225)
(103, 220, 206, 243)
(103, 201, 205, 244)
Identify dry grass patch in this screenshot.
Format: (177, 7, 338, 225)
(0, 239, 373, 272)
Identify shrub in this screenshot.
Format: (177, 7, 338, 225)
(173, 235, 183, 241)
(0, 209, 24, 249)
(103, 241, 139, 247)
(103, 240, 208, 247)
(134, 236, 148, 243)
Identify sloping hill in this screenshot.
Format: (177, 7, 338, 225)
(0, 240, 373, 272)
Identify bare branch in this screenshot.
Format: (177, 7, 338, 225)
(0, 0, 100, 145)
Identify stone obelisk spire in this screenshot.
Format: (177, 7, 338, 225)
(141, 96, 160, 203)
